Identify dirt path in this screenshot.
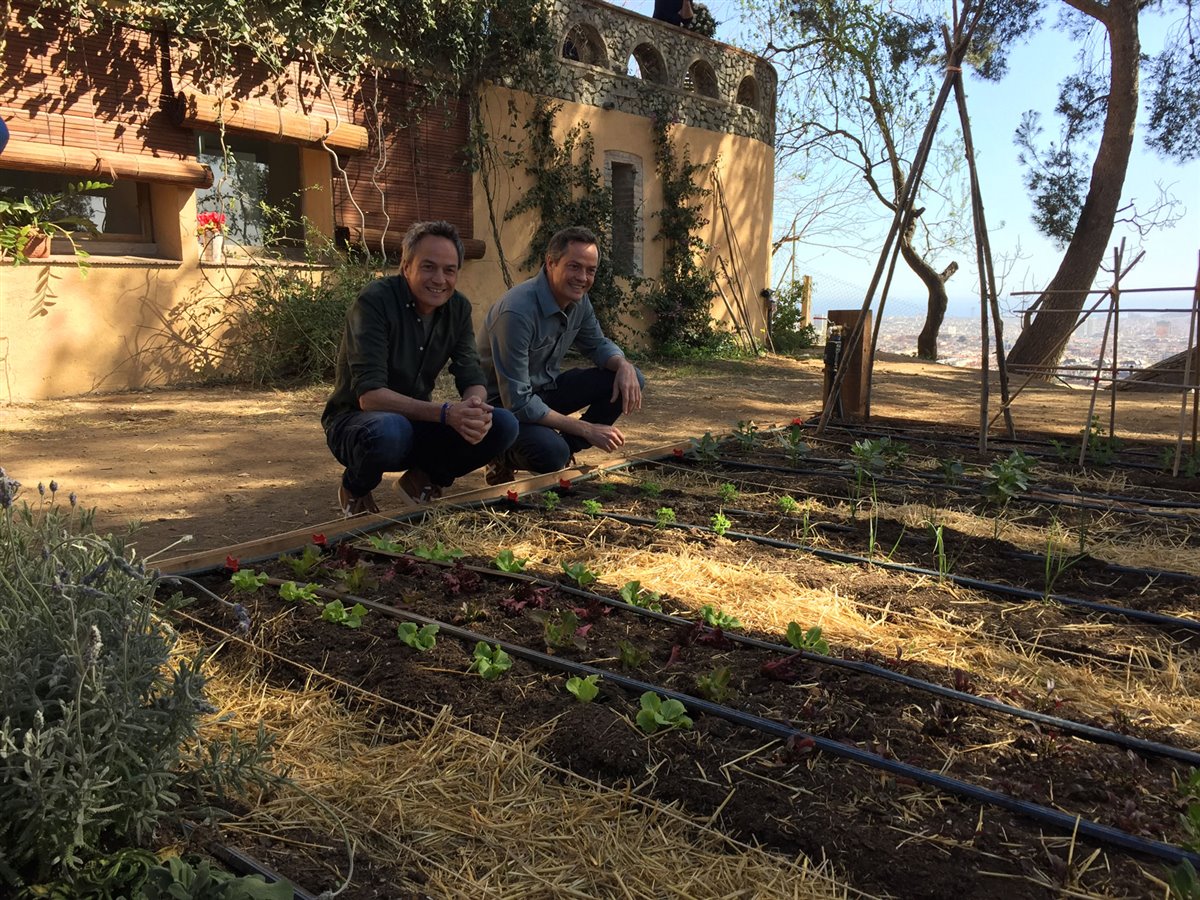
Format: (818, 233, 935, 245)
(3, 354, 1190, 557)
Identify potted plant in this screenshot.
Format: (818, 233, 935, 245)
(0, 180, 108, 264)
(197, 210, 227, 263)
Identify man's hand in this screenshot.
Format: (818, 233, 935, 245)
(447, 396, 493, 445)
(610, 359, 642, 415)
(583, 422, 625, 453)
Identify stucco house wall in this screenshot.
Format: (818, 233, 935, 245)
(1, 0, 776, 401)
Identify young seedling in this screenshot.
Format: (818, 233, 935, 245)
(619, 580, 663, 611)
(687, 431, 722, 463)
(541, 490, 561, 512)
(411, 541, 465, 562)
(777, 494, 800, 515)
(695, 666, 733, 703)
(279, 544, 323, 578)
(732, 420, 758, 449)
(366, 534, 404, 553)
(636, 692, 693, 734)
(397, 621, 438, 651)
(777, 424, 810, 467)
(493, 549, 528, 573)
(321, 599, 368, 628)
(470, 642, 513, 680)
(655, 507, 676, 528)
(581, 498, 603, 517)
(441, 563, 483, 595)
(561, 560, 599, 588)
(597, 481, 618, 497)
(333, 563, 375, 594)
(982, 450, 1034, 505)
(640, 480, 663, 498)
(230, 569, 269, 593)
(565, 674, 601, 703)
(717, 482, 738, 504)
(699, 604, 743, 631)
(1042, 520, 1084, 601)
(928, 521, 950, 580)
(1167, 860, 1200, 900)
(617, 639, 650, 670)
(531, 609, 587, 653)
(785, 622, 829, 654)
(1179, 768, 1200, 853)
(710, 512, 732, 536)
(278, 581, 320, 604)
(938, 457, 964, 486)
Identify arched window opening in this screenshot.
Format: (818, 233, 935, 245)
(736, 75, 759, 110)
(686, 59, 719, 99)
(562, 23, 608, 69)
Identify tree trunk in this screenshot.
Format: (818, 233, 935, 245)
(1006, 0, 1141, 374)
(900, 216, 959, 361)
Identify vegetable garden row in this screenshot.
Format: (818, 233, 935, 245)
(174, 420, 1200, 899)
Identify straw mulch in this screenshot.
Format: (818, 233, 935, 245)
(402, 510, 1200, 746)
(188, 635, 859, 899)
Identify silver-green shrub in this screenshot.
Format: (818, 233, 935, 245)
(0, 475, 211, 887)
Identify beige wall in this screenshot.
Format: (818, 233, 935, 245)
(1, 90, 772, 401)
(460, 85, 775, 347)
(0, 150, 333, 401)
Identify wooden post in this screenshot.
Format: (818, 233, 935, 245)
(1175, 251, 1200, 475)
(800, 275, 813, 328)
(1080, 255, 1118, 468)
(1109, 240, 1124, 441)
(826, 309, 873, 420)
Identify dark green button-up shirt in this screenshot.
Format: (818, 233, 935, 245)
(321, 274, 486, 431)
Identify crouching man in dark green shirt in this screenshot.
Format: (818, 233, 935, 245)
(321, 221, 518, 516)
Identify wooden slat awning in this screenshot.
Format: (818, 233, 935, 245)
(172, 88, 369, 154)
(0, 138, 213, 187)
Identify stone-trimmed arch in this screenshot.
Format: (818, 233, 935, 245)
(736, 74, 760, 111)
(684, 57, 719, 99)
(627, 42, 668, 85)
(561, 21, 608, 69)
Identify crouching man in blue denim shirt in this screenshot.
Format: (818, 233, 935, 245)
(478, 226, 645, 483)
(322, 220, 518, 516)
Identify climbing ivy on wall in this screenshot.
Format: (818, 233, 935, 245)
(644, 110, 721, 354)
(504, 100, 629, 335)
(16, 0, 554, 93)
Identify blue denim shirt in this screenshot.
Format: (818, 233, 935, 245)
(479, 269, 623, 423)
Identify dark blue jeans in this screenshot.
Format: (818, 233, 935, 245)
(326, 407, 519, 497)
(506, 366, 645, 474)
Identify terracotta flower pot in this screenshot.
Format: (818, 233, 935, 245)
(22, 231, 50, 259)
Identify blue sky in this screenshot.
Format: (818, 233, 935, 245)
(608, 1, 1199, 317)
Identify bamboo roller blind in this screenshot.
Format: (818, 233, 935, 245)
(172, 89, 369, 153)
(1, 138, 213, 187)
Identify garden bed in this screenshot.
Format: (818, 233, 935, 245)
(170, 424, 1200, 897)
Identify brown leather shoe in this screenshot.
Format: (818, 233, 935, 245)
(485, 458, 516, 486)
(398, 469, 443, 504)
(338, 485, 380, 518)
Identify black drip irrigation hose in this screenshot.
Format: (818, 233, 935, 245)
(210, 842, 319, 900)
(698, 456, 1200, 522)
(800, 421, 1180, 473)
(351, 546, 1200, 769)
(595, 511, 1200, 633)
(275, 578, 1200, 870)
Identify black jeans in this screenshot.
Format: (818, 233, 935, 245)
(326, 408, 519, 496)
(505, 365, 645, 473)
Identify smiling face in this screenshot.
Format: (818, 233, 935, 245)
(544, 240, 599, 309)
(402, 235, 460, 316)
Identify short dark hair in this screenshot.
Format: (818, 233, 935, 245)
(545, 226, 599, 265)
(402, 220, 464, 267)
